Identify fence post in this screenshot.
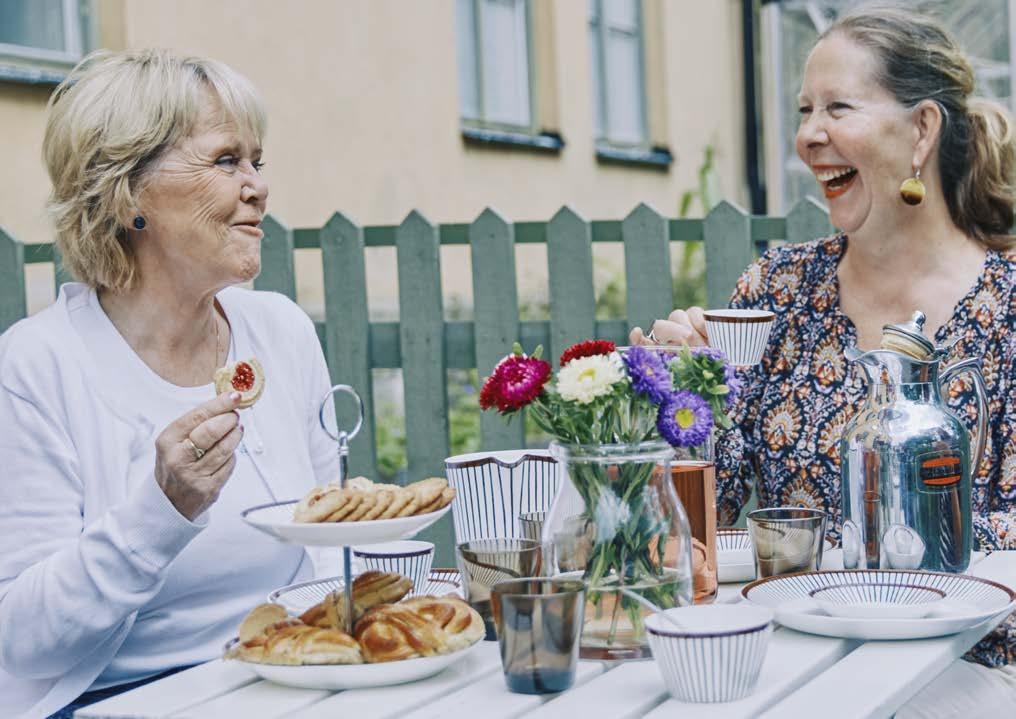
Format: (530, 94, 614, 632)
(0, 227, 26, 334)
(321, 212, 377, 480)
(786, 197, 833, 245)
(547, 206, 596, 362)
(704, 201, 753, 308)
(623, 203, 672, 331)
(470, 208, 525, 451)
(397, 211, 453, 563)
(254, 214, 296, 299)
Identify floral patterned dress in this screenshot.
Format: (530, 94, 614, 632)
(715, 234, 1016, 667)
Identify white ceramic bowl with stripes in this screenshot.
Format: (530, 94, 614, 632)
(352, 540, 434, 595)
(703, 309, 775, 367)
(444, 449, 559, 545)
(646, 604, 774, 703)
(743, 569, 1016, 640)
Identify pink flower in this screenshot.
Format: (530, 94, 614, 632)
(479, 354, 552, 412)
(560, 340, 616, 367)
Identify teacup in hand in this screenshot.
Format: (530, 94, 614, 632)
(702, 309, 775, 367)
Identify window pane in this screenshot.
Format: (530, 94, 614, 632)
(605, 30, 645, 144)
(455, 0, 480, 120)
(0, 0, 67, 52)
(480, 0, 531, 127)
(604, 0, 638, 32)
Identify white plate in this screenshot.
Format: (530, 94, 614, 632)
(269, 569, 465, 614)
(226, 638, 480, 690)
(743, 569, 1015, 640)
(241, 500, 451, 546)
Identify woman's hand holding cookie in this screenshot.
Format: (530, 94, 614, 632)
(155, 391, 245, 520)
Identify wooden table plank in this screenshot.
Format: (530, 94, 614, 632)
(284, 642, 502, 719)
(171, 681, 330, 718)
(399, 661, 606, 719)
(760, 551, 1016, 719)
(75, 660, 257, 718)
(642, 628, 857, 719)
(526, 661, 667, 719)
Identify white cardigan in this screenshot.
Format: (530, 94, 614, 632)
(0, 284, 339, 717)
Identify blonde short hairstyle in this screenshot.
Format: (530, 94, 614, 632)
(43, 49, 267, 291)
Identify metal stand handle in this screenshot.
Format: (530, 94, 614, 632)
(319, 385, 364, 634)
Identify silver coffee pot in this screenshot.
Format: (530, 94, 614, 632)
(839, 311, 987, 573)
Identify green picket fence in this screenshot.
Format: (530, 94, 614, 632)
(0, 199, 833, 563)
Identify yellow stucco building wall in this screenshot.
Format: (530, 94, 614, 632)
(1, 0, 746, 316)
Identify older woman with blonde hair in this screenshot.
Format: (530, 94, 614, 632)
(0, 50, 337, 718)
(634, 5, 1016, 716)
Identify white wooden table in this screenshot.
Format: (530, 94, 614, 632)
(77, 551, 1016, 719)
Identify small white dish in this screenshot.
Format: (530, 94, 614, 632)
(809, 582, 945, 620)
(241, 500, 451, 547)
(646, 604, 774, 703)
(225, 637, 480, 690)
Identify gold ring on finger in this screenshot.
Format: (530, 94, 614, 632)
(184, 437, 206, 461)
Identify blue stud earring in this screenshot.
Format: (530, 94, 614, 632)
(133, 216, 146, 230)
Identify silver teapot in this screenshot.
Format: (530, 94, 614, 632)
(839, 312, 987, 573)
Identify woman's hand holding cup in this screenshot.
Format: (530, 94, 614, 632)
(629, 307, 710, 347)
(154, 392, 245, 521)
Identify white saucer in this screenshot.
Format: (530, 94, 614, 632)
(241, 500, 451, 546)
(743, 569, 1015, 640)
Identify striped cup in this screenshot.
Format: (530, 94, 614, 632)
(703, 309, 775, 367)
(351, 540, 434, 595)
(646, 604, 773, 703)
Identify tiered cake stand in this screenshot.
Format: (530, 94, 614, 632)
(233, 385, 474, 690)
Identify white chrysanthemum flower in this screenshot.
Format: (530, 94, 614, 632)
(556, 353, 625, 404)
(593, 490, 631, 544)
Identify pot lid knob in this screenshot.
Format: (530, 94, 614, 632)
(880, 311, 935, 359)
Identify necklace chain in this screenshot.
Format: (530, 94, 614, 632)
(212, 308, 221, 373)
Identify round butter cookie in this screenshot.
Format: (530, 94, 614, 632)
(215, 357, 265, 408)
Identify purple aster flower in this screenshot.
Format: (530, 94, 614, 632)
(623, 346, 672, 404)
(657, 390, 713, 447)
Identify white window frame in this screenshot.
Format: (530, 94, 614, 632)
(0, 0, 91, 83)
(457, 0, 537, 135)
(589, 0, 649, 149)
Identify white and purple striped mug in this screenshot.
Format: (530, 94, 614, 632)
(703, 309, 776, 367)
(352, 540, 434, 595)
(444, 449, 560, 545)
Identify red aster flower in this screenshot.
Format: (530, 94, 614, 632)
(560, 339, 616, 367)
(479, 354, 552, 412)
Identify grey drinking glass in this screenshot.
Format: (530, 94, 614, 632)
(747, 508, 827, 578)
(491, 578, 586, 694)
(517, 512, 545, 542)
(456, 538, 544, 640)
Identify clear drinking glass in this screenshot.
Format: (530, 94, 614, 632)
(456, 538, 544, 640)
(491, 578, 585, 694)
(747, 508, 827, 578)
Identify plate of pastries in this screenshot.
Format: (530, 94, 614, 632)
(225, 571, 484, 689)
(241, 476, 456, 546)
